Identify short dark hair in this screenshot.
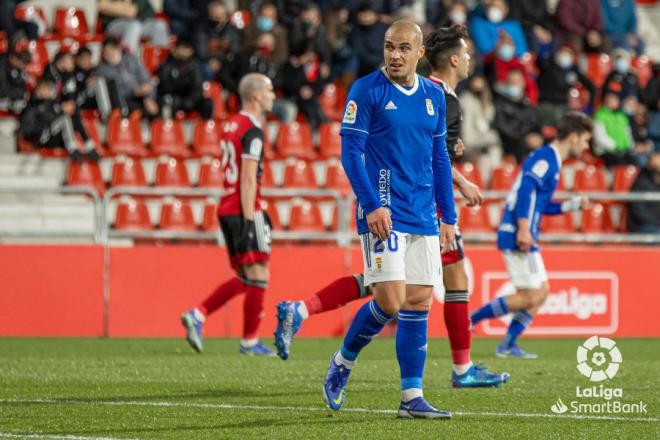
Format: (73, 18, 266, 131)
(175, 38, 194, 49)
(556, 111, 593, 140)
(102, 37, 120, 48)
(424, 24, 468, 70)
(76, 46, 92, 58)
(53, 51, 72, 65)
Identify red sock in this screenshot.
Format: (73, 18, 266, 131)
(243, 284, 266, 339)
(444, 290, 471, 366)
(304, 275, 363, 316)
(199, 277, 245, 316)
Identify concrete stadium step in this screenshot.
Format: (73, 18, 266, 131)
(0, 155, 67, 180)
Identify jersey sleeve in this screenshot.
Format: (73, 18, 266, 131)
(432, 91, 456, 225)
(515, 152, 553, 220)
(444, 93, 461, 160)
(339, 79, 373, 138)
(240, 126, 264, 161)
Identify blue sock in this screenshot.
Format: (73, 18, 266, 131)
(396, 310, 428, 401)
(471, 296, 509, 326)
(503, 311, 533, 347)
(339, 300, 393, 362)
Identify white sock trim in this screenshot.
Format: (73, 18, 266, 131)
(402, 388, 423, 403)
(452, 361, 473, 376)
(240, 338, 258, 348)
(297, 301, 309, 320)
(334, 351, 355, 369)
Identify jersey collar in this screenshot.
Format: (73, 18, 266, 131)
(380, 67, 419, 96)
(240, 110, 262, 129)
(428, 75, 457, 97)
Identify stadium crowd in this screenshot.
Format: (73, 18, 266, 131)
(0, 0, 658, 233)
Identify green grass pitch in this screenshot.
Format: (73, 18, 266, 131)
(0, 338, 658, 439)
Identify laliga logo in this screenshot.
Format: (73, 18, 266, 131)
(576, 336, 622, 382)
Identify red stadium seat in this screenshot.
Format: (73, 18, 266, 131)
(154, 156, 190, 187)
(159, 197, 197, 231)
(202, 199, 219, 231)
(192, 119, 222, 157)
(67, 161, 105, 195)
(541, 212, 575, 233)
(142, 44, 170, 75)
(276, 122, 314, 159)
(198, 157, 224, 188)
(283, 159, 316, 188)
(204, 81, 228, 120)
(261, 161, 277, 187)
(288, 199, 325, 231)
(459, 205, 492, 232)
(107, 117, 147, 156)
(81, 118, 102, 153)
(612, 165, 639, 192)
(581, 203, 613, 233)
(319, 83, 346, 121)
(574, 165, 607, 192)
(14, 5, 48, 33)
(632, 55, 653, 87)
(455, 161, 484, 189)
(586, 53, 612, 88)
(331, 200, 357, 233)
(325, 159, 351, 194)
(261, 198, 282, 230)
(150, 119, 190, 157)
(53, 7, 90, 39)
(111, 156, 147, 187)
(319, 122, 342, 158)
(490, 163, 519, 190)
(114, 197, 152, 230)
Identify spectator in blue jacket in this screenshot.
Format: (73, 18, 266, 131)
(469, 0, 528, 58)
(600, 0, 644, 55)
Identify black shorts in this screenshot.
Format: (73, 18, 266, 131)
(219, 211, 272, 268)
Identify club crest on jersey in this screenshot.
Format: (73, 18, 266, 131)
(425, 98, 434, 115)
(343, 100, 357, 124)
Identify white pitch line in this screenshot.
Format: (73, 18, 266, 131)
(1, 398, 657, 423)
(0, 433, 137, 440)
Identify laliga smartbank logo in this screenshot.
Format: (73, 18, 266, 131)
(550, 336, 647, 415)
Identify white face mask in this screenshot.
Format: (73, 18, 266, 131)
(507, 84, 524, 100)
(449, 10, 467, 25)
(614, 57, 631, 74)
(497, 44, 515, 61)
(555, 52, 573, 69)
(488, 7, 505, 23)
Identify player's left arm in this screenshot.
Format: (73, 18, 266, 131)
(239, 127, 264, 222)
(432, 92, 457, 251)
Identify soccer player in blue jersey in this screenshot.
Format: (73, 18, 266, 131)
(321, 20, 457, 419)
(470, 112, 593, 358)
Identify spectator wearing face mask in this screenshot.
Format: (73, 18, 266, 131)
(194, 1, 241, 62)
(242, 2, 289, 65)
(536, 44, 596, 126)
(350, 2, 389, 77)
(627, 152, 660, 233)
(602, 48, 640, 101)
(483, 32, 538, 105)
(288, 3, 332, 78)
(600, 0, 644, 55)
(493, 69, 542, 162)
(440, 1, 468, 27)
(508, 0, 553, 52)
(0, 47, 31, 114)
(469, 0, 528, 59)
(459, 74, 502, 174)
(593, 84, 636, 164)
(554, 0, 605, 53)
(157, 38, 213, 120)
(282, 41, 327, 129)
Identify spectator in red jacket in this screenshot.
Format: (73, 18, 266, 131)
(483, 32, 538, 105)
(554, 0, 606, 53)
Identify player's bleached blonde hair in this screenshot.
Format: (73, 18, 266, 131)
(238, 73, 270, 103)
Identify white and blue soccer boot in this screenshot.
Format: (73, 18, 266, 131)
(451, 364, 510, 388)
(323, 352, 351, 411)
(274, 301, 304, 360)
(180, 308, 205, 353)
(397, 397, 452, 419)
(239, 341, 277, 356)
(496, 342, 538, 359)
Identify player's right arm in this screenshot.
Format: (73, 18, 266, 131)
(340, 81, 391, 240)
(514, 155, 548, 251)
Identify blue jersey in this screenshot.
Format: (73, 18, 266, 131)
(340, 68, 456, 236)
(498, 144, 563, 252)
